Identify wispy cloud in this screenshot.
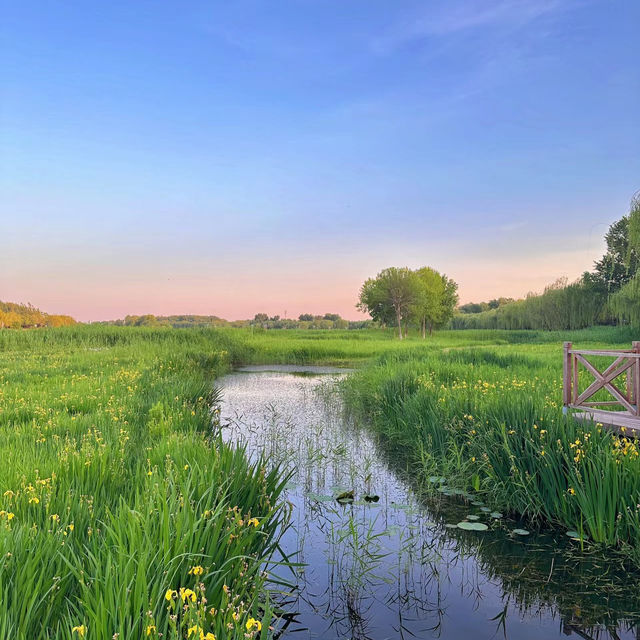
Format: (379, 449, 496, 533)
(373, 0, 576, 53)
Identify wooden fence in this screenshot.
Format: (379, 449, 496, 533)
(563, 341, 640, 420)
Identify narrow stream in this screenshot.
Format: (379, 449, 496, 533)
(217, 366, 640, 640)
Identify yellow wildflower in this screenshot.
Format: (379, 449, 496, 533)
(189, 565, 204, 576)
(247, 518, 260, 527)
(146, 624, 156, 636)
(246, 617, 262, 632)
(165, 588, 177, 602)
(72, 625, 86, 636)
(180, 587, 197, 602)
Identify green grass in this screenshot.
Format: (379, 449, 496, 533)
(3, 323, 640, 639)
(0, 328, 288, 640)
(342, 328, 640, 564)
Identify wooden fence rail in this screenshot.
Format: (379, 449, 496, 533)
(563, 342, 640, 428)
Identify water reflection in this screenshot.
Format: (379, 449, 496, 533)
(217, 366, 640, 640)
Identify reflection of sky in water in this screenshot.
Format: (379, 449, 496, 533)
(217, 366, 640, 640)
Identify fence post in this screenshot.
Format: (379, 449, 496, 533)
(563, 342, 572, 413)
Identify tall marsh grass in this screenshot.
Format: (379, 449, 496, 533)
(344, 343, 640, 564)
(0, 328, 288, 639)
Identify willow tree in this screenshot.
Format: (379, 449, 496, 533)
(357, 267, 419, 339)
(610, 193, 640, 325)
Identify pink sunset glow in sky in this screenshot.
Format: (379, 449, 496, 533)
(2, 2, 638, 321)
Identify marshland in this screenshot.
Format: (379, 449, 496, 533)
(4, 4, 640, 638)
(2, 325, 640, 639)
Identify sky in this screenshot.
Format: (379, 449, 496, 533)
(1, 0, 639, 321)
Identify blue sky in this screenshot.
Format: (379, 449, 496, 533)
(2, 0, 639, 320)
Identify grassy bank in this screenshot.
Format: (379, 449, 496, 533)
(3, 323, 640, 638)
(343, 329, 640, 564)
(0, 327, 288, 639)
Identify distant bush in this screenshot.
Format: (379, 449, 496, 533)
(0, 301, 76, 329)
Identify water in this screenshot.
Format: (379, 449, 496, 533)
(217, 366, 640, 640)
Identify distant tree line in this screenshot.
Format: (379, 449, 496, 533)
(106, 314, 231, 328)
(100, 312, 371, 330)
(249, 313, 371, 330)
(0, 301, 76, 329)
(452, 192, 640, 330)
(357, 266, 458, 339)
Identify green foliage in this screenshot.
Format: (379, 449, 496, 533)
(451, 276, 608, 331)
(358, 266, 458, 339)
(343, 332, 640, 563)
(358, 267, 420, 338)
(0, 327, 288, 639)
(594, 216, 639, 293)
(609, 271, 640, 326)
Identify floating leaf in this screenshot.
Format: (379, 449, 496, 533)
(480, 506, 491, 513)
(467, 515, 481, 521)
(471, 501, 484, 506)
(335, 490, 354, 503)
(363, 494, 380, 503)
(490, 512, 503, 519)
(304, 492, 333, 502)
(512, 528, 530, 536)
(428, 476, 446, 484)
(566, 530, 588, 540)
(457, 521, 488, 531)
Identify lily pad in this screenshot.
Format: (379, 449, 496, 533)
(353, 499, 380, 507)
(512, 528, 530, 536)
(457, 521, 489, 531)
(490, 512, 503, 519)
(471, 501, 484, 506)
(428, 476, 446, 484)
(566, 530, 588, 540)
(445, 523, 458, 529)
(363, 494, 380, 503)
(467, 515, 481, 521)
(480, 506, 491, 513)
(437, 486, 451, 493)
(335, 490, 354, 503)
(304, 492, 333, 502)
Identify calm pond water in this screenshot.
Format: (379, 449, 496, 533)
(217, 366, 640, 640)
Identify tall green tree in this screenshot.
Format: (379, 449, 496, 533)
(411, 268, 456, 337)
(412, 267, 442, 338)
(357, 267, 420, 339)
(609, 193, 640, 326)
(593, 209, 640, 293)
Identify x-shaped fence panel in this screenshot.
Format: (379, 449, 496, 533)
(563, 342, 640, 417)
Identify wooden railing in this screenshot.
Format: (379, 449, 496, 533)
(563, 342, 640, 416)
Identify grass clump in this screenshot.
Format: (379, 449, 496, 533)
(0, 328, 288, 639)
(343, 337, 640, 564)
